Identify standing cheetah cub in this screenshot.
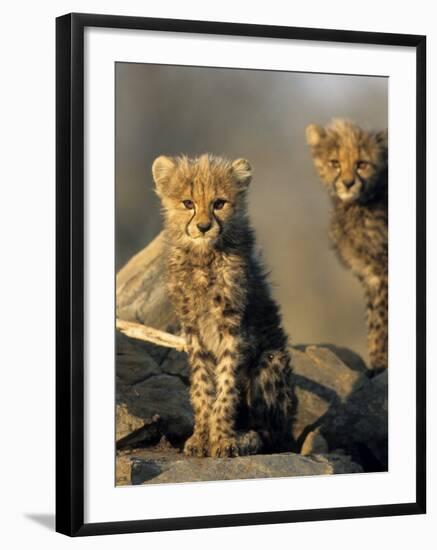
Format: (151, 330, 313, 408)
(152, 154, 295, 457)
(306, 119, 388, 374)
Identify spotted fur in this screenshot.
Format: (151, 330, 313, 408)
(152, 153, 296, 457)
(306, 119, 388, 373)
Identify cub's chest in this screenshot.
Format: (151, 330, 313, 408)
(173, 259, 234, 302)
(174, 262, 235, 353)
(331, 207, 386, 278)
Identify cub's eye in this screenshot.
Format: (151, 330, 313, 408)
(267, 353, 275, 361)
(356, 160, 370, 170)
(213, 199, 226, 210)
(182, 200, 194, 210)
(328, 159, 340, 169)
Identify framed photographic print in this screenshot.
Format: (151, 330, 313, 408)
(56, 12, 426, 536)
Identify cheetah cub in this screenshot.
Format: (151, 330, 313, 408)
(152, 154, 295, 458)
(306, 119, 388, 374)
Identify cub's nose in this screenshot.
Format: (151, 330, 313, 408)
(343, 179, 355, 189)
(197, 221, 212, 234)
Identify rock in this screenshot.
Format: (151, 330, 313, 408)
(115, 238, 387, 472)
(116, 232, 178, 332)
(295, 343, 368, 374)
(116, 447, 362, 485)
(116, 332, 163, 385)
(320, 370, 388, 470)
(131, 457, 163, 484)
(116, 406, 162, 448)
(116, 332, 193, 447)
(291, 345, 368, 443)
(115, 330, 387, 469)
(160, 348, 189, 383)
(301, 427, 329, 456)
(116, 404, 148, 441)
(117, 373, 193, 446)
(116, 453, 133, 485)
(292, 346, 387, 470)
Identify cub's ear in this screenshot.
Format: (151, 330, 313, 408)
(305, 124, 326, 147)
(375, 129, 388, 150)
(231, 158, 252, 189)
(152, 155, 177, 197)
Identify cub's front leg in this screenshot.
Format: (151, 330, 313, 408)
(184, 333, 216, 457)
(365, 275, 388, 373)
(209, 330, 241, 458)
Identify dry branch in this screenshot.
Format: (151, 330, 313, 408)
(116, 318, 187, 352)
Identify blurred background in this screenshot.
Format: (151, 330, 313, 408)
(115, 63, 387, 363)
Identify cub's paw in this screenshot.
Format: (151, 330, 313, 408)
(237, 430, 263, 456)
(210, 436, 239, 458)
(183, 433, 209, 457)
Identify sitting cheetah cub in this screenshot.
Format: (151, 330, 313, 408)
(306, 119, 388, 374)
(152, 154, 295, 457)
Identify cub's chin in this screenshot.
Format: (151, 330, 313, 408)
(336, 190, 361, 203)
(187, 226, 222, 246)
(189, 233, 220, 248)
(334, 182, 362, 203)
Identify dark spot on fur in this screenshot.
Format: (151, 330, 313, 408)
(223, 308, 239, 318)
(194, 350, 214, 362)
(222, 406, 231, 417)
(221, 349, 237, 360)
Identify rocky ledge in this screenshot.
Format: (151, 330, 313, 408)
(117, 446, 362, 485)
(115, 234, 388, 486)
(115, 331, 387, 485)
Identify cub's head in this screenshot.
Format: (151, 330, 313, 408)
(305, 119, 387, 203)
(152, 154, 252, 246)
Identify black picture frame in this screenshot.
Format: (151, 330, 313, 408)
(56, 12, 426, 537)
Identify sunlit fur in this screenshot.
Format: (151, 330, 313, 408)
(153, 154, 252, 249)
(306, 118, 387, 204)
(306, 120, 388, 373)
(152, 154, 296, 457)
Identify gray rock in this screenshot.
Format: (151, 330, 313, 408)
(116, 405, 162, 448)
(116, 331, 387, 470)
(321, 370, 388, 469)
(291, 345, 368, 443)
(117, 374, 193, 445)
(292, 346, 387, 470)
(116, 332, 162, 386)
(116, 232, 178, 332)
(115, 237, 387, 471)
(116, 448, 362, 485)
(160, 348, 189, 383)
(300, 427, 329, 455)
(116, 403, 148, 442)
(131, 457, 163, 484)
(295, 343, 368, 374)
(116, 331, 193, 446)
